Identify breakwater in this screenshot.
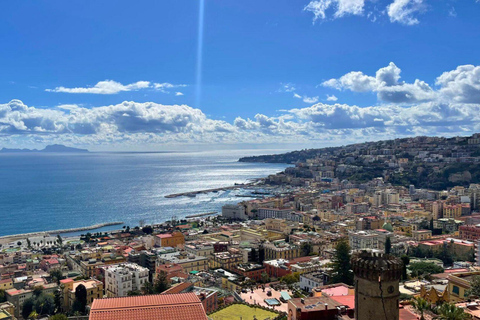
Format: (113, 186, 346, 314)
(164, 183, 253, 198)
(0, 221, 124, 243)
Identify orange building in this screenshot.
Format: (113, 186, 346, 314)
(155, 232, 185, 248)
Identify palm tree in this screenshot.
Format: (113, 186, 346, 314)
(437, 303, 470, 320)
(411, 297, 431, 320)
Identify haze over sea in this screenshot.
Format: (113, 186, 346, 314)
(0, 150, 289, 237)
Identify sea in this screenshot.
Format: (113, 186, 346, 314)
(0, 150, 289, 237)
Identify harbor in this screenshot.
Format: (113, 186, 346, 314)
(164, 183, 253, 198)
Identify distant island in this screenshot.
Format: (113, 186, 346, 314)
(0, 144, 89, 153)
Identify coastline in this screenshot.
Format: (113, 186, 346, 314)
(0, 221, 124, 245)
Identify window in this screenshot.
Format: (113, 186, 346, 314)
(452, 285, 460, 295)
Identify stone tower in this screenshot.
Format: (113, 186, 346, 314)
(351, 251, 403, 320)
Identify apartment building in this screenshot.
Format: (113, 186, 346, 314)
(104, 263, 149, 297)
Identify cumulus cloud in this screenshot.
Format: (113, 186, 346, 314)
(46, 80, 186, 95)
(436, 65, 480, 103)
(294, 93, 319, 104)
(3, 64, 480, 147)
(327, 94, 338, 101)
(323, 62, 436, 103)
(175, 92, 184, 96)
(304, 0, 367, 22)
(280, 83, 296, 92)
(387, 0, 426, 25)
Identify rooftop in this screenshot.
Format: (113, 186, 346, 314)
(89, 292, 208, 320)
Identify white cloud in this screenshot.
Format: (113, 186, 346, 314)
(154, 82, 187, 93)
(387, 0, 426, 25)
(327, 94, 338, 101)
(303, 96, 319, 104)
(46, 80, 186, 95)
(4, 63, 480, 148)
(280, 83, 296, 92)
(293, 93, 318, 103)
(46, 80, 151, 94)
(175, 92, 184, 96)
(323, 62, 436, 103)
(436, 65, 480, 103)
(304, 0, 367, 22)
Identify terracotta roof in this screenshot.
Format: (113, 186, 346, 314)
(89, 293, 208, 320)
(161, 282, 193, 295)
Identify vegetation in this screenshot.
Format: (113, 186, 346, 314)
(436, 302, 470, 320)
(280, 272, 300, 285)
(209, 304, 278, 320)
(49, 315, 68, 320)
(0, 289, 6, 303)
(411, 297, 431, 320)
(50, 269, 65, 284)
(72, 284, 87, 314)
(466, 275, 480, 298)
(22, 289, 55, 319)
(408, 262, 444, 278)
(330, 239, 353, 285)
(385, 236, 391, 255)
(401, 255, 410, 280)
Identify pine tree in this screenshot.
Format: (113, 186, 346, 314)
(385, 236, 392, 255)
(330, 239, 353, 285)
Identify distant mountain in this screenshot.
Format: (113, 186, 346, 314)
(0, 144, 89, 153)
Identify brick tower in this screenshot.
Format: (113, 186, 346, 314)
(351, 251, 403, 320)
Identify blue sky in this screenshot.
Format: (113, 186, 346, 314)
(1, 0, 480, 150)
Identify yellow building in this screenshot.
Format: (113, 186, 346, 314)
(155, 232, 185, 248)
(412, 229, 432, 241)
(447, 272, 480, 302)
(0, 279, 13, 291)
(60, 278, 103, 311)
(264, 240, 301, 261)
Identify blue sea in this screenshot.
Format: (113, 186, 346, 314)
(0, 150, 288, 237)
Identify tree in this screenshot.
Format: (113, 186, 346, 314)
(142, 226, 153, 234)
(33, 286, 44, 297)
(330, 239, 353, 285)
(27, 238, 32, 249)
(411, 297, 431, 320)
(73, 284, 87, 314)
(57, 235, 63, 246)
(153, 271, 170, 293)
(54, 289, 63, 313)
(22, 297, 35, 319)
(401, 255, 410, 280)
(142, 282, 155, 295)
(408, 262, 444, 278)
(385, 237, 392, 255)
(28, 310, 39, 319)
(49, 315, 68, 320)
(50, 269, 64, 285)
(0, 289, 6, 303)
(250, 248, 257, 262)
(466, 275, 480, 298)
(437, 302, 470, 320)
(127, 290, 141, 296)
(17, 241, 22, 246)
(301, 242, 313, 256)
(261, 272, 270, 284)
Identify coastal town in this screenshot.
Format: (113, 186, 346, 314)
(3, 133, 480, 320)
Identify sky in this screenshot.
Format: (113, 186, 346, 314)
(0, 0, 480, 151)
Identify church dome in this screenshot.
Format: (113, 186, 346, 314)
(382, 222, 393, 232)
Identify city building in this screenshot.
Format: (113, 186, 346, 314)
(61, 278, 103, 311)
(104, 263, 149, 297)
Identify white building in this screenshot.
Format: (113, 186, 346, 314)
(299, 272, 324, 292)
(105, 263, 149, 297)
(222, 204, 248, 220)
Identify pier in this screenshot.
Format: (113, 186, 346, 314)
(164, 183, 252, 198)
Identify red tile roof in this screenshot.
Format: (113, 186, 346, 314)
(161, 282, 193, 295)
(89, 293, 208, 320)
